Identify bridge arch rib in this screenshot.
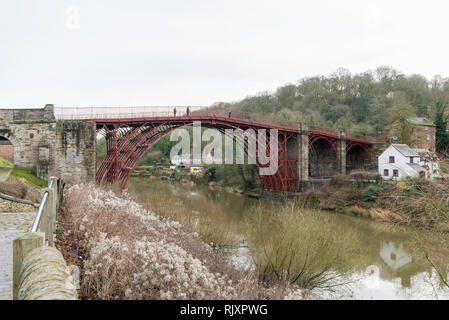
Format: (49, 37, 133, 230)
(94, 118, 299, 192)
(308, 135, 339, 178)
(346, 141, 372, 172)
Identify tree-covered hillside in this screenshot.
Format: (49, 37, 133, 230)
(213, 66, 449, 137)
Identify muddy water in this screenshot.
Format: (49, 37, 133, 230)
(129, 177, 449, 300)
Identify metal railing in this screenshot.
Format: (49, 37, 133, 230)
(54, 106, 205, 120)
(53, 105, 378, 143)
(30, 179, 53, 233)
(13, 176, 75, 300)
(30, 177, 62, 247)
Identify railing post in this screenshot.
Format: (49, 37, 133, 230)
(47, 187, 56, 247)
(41, 187, 55, 247)
(13, 232, 44, 300)
(49, 177, 58, 222)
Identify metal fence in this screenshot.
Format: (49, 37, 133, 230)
(13, 177, 71, 300)
(30, 177, 64, 247)
(54, 106, 205, 120)
(54, 106, 379, 142)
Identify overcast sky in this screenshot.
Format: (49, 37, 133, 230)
(1, 0, 449, 109)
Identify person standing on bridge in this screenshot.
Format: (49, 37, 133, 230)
(247, 115, 251, 121)
(186, 106, 190, 116)
(228, 111, 232, 118)
(173, 107, 177, 117)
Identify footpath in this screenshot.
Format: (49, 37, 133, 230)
(0, 210, 35, 300)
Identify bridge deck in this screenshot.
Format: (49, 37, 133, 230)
(93, 115, 372, 145)
(55, 106, 374, 145)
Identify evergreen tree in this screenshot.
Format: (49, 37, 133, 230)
(435, 100, 449, 156)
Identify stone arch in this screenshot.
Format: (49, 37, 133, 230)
(0, 126, 19, 167)
(0, 136, 14, 164)
(346, 143, 370, 173)
(308, 137, 338, 177)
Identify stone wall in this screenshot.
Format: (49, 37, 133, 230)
(0, 105, 56, 176)
(17, 246, 77, 300)
(54, 120, 96, 184)
(0, 105, 96, 184)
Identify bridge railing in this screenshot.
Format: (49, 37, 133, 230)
(191, 108, 300, 129)
(12, 177, 77, 300)
(54, 106, 377, 142)
(54, 106, 205, 120)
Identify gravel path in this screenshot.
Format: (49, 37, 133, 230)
(0, 211, 36, 300)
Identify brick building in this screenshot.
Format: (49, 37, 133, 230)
(390, 117, 436, 152)
(0, 137, 13, 162)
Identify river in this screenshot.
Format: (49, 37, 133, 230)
(129, 177, 449, 300)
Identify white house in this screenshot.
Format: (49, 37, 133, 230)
(412, 148, 440, 179)
(171, 155, 190, 166)
(378, 144, 440, 180)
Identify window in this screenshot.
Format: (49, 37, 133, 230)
(393, 170, 399, 177)
(389, 156, 395, 163)
(410, 157, 414, 163)
(384, 169, 389, 176)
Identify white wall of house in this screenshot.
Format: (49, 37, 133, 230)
(419, 159, 440, 179)
(378, 146, 420, 180)
(171, 155, 190, 165)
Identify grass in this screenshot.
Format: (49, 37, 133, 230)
(11, 169, 47, 189)
(0, 156, 13, 168)
(243, 202, 361, 289)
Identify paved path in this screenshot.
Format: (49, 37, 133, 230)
(0, 212, 35, 300)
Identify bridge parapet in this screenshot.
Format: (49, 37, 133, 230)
(54, 106, 376, 144)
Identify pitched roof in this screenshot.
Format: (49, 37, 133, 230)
(391, 144, 419, 157)
(412, 148, 439, 162)
(190, 163, 203, 167)
(407, 117, 435, 126)
(407, 163, 425, 172)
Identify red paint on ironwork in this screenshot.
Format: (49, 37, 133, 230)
(93, 115, 372, 193)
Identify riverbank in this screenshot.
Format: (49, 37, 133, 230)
(132, 164, 260, 197)
(128, 178, 449, 299)
(132, 166, 449, 232)
(58, 183, 317, 300)
(299, 173, 449, 232)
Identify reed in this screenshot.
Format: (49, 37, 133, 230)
(244, 202, 360, 289)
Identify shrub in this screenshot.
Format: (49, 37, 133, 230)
(244, 203, 359, 289)
(329, 174, 351, 188)
(63, 184, 313, 300)
(0, 176, 40, 202)
(379, 180, 449, 231)
(362, 186, 380, 202)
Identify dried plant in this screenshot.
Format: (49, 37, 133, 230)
(63, 184, 316, 300)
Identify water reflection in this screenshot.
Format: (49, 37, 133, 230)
(379, 241, 412, 272)
(129, 177, 449, 300)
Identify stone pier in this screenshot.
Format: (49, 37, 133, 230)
(338, 130, 346, 174)
(298, 123, 309, 191)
